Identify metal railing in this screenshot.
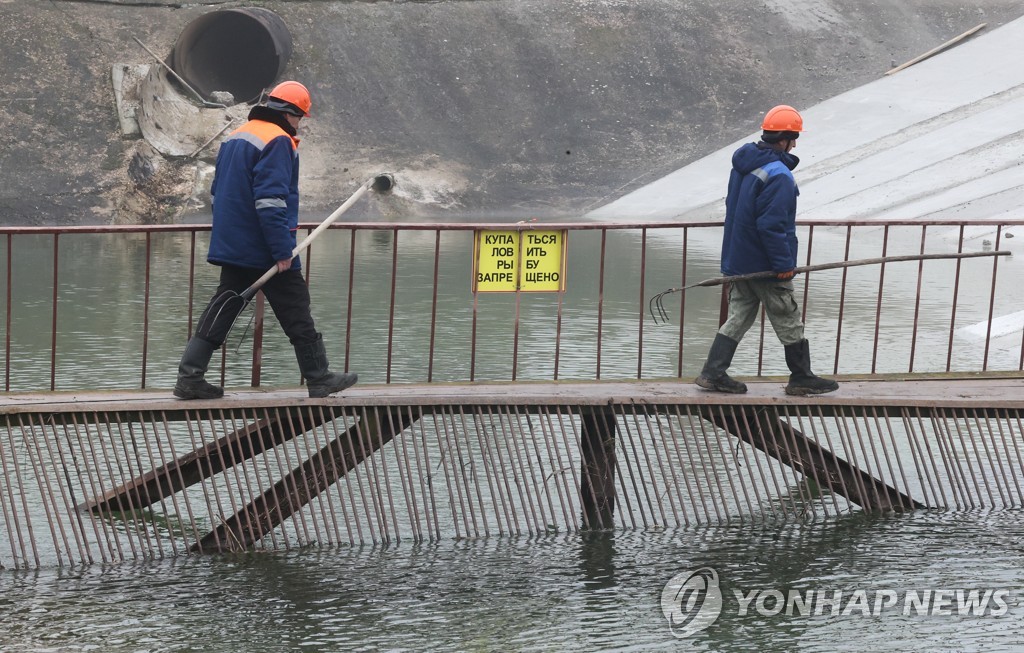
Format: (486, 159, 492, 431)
(1, 218, 1021, 392)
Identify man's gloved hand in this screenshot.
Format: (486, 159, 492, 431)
(777, 269, 796, 280)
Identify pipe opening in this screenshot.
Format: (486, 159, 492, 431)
(168, 8, 292, 105)
(372, 174, 396, 193)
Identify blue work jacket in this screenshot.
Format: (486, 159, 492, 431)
(208, 110, 301, 272)
(720, 142, 800, 277)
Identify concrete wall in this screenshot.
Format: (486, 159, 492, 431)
(1, 0, 1021, 225)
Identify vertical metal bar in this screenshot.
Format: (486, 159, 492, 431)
(527, 407, 565, 529)
(182, 412, 226, 553)
(344, 229, 357, 372)
(154, 411, 200, 553)
(512, 288, 522, 382)
(97, 413, 144, 559)
(871, 225, 890, 374)
(387, 229, 399, 383)
(801, 224, 814, 323)
(2, 418, 37, 566)
(982, 225, 1002, 371)
(508, 406, 549, 531)
(601, 406, 644, 528)
(683, 409, 726, 522)
(948, 226, 965, 372)
(187, 232, 197, 338)
(393, 406, 425, 541)
(677, 228, 688, 378)
(494, 407, 538, 534)
(637, 228, 647, 379)
(315, 406, 356, 546)
(543, 407, 581, 530)
(886, 407, 935, 509)
(433, 406, 472, 538)
(58, 417, 103, 564)
(937, 407, 978, 509)
(764, 406, 818, 516)
(290, 407, 335, 546)
(125, 419, 169, 559)
(615, 407, 658, 526)
(5, 233, 12, 390)
(553, 288, 565, 381)
(905, 407, 950, 509)
(756, 307, 766, 376)
(596, 230, 607, 380)
(251, 296, 264, 387)
(667, 406, 713, 523)
(470, 408, 513, 535)
(408, 406, 440, 540)
(709, 405, 757, 520)
(316, 407, 353, 546)
(638, 406, 686, 526)
(470, 288, 479, 383)
(427, 230, 441, 382)
(76, 414, 125, 561)
(19, 414, 68, 566)
(548, 407, 584, 532)
(216, 409, 261, 547)
(969, 408, 1010, 507)
(324, 407, 366, 545)
(373, 406, 404, 541)
(731, 406, 778, 521)
(868, 406, 917, 509)
(483, 407, 523, 534)
(833, 225, 853, 374)
(141, 233, 152, 389)
(50, 233, 59, 391)
(908, 225, 927, 373)
(458, 408, 496, 535)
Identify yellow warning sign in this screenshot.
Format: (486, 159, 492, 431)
(473, 229, 566, 293)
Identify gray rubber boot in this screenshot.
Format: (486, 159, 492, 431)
(695, 333, 748, 394)
(295, 335, 358, 398)
(784, 339, 839, 396)
(173, 337, 224, 400)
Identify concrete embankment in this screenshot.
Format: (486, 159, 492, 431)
(1, 0, 1020, 225)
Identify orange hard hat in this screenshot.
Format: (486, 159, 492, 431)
(761, 105, 804, 132)
(267, 80, 311, 117)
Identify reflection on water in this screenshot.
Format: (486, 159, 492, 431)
(0, 512, 1022, 652)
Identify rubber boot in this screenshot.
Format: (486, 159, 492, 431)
(173, 337, 224, 400)
(695, 333, 748, 394)
(295, 335, 358, 398)
(784, 339, 839, 396)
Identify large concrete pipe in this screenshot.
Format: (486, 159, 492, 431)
(168, 8, 292, 105)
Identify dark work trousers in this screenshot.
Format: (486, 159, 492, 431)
(194, 264, 319, 348)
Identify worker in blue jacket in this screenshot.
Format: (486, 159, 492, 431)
(174, 81, 357, 400)
(695, 105, 838, 396)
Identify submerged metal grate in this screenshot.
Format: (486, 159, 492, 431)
(0, 399, 1022, 569)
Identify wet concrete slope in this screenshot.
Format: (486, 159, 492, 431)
(0, 0, 1021, 225)
(589, 14, 1024, 223)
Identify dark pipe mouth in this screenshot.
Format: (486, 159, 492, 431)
(372, 174, 395, 193)
(169, 8, 292, 105)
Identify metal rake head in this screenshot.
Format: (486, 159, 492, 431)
(648, 288, 678, 325)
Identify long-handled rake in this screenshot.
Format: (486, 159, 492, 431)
(198, 174, 396, 341)
(649, 250, 1011, 324)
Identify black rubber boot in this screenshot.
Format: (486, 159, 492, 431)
(173, 337, 224, 400)
(784, 339, 839, 396)
(295, 335, 358, 398)
(695, 333, 748, 394)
